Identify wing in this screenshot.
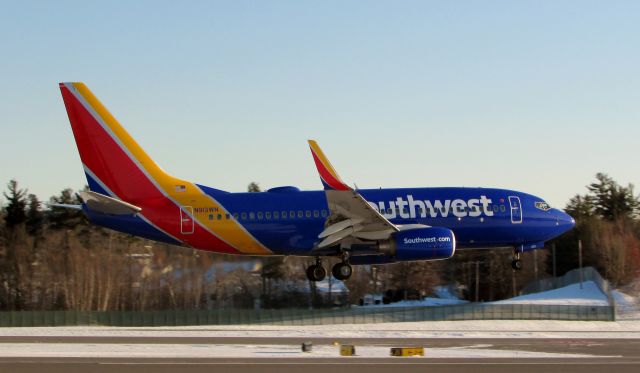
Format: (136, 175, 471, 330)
(308, 140, 399, 249)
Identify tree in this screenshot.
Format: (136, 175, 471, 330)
(565, 194, 595, 219)
(2, 180, 27, 228)
(586, 173, 639, 221)
(247, 182, 261, 193)
(553, 173, 640, 285)
(260, 256, 286, 307)
(47, 188, 85, 229)
(26, 194, 44, 236)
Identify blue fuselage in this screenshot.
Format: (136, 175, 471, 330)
(212, 186, 574, 255)
(87, 184, 574, 257)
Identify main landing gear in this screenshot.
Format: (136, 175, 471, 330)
(306, 258, 327, 282)
(511, 249, 522, 271)
(306, 255, 353, 282)
(333, 251, 353, 281)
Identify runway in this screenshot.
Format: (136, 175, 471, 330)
(1, 336, 640, 373)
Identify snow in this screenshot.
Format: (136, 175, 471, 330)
(433, 285, 460, 300)
(357, 298, 468, 308)
(1, 319, 639, 339)
(359, 280, 608, 308)
(0, 280, 635, 362)
(490, 281, 609, 306)
(613, 289, 640, 320)
(613, 289, 637, 308)
(1, 281, 637, 345)
(0, 343, 609, 359)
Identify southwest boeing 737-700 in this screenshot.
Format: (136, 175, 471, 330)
(56, 82, 575, 282)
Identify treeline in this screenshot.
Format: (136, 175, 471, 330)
(0, 174, 638, 311)
(553, 173, 640, 285)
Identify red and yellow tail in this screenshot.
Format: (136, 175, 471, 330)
(60, 82, 184, 200)
(59, 82, 271, 255)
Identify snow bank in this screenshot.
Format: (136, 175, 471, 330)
(491, 281, 609, 306)
(613, 290, 637, 308)
(356, 297, 468, 308)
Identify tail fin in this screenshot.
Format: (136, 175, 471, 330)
(60, 83, 270, 255)
(307, 140, 351, 191)
(59, 82, 185, 202)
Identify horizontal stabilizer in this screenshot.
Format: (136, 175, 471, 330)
(79, 191, 141, 215)
(49, 203, 83, 210)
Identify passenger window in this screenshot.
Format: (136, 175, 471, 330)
(249, 212, 255, 220)
(233, 213, 239, 220)
(241, 212, 247, 220)
(217, 214, 222, 220)
(274, 211, 279, 219)
(321, 210, 328, 218)
(500, 205, 506, 212)
(225, 213, 230, 220)
(208, 214, 214, 220)
(266, 212, 271, 220)
(257, 212, 263, 220)
(305, 211, 311, 218)
(290, 211, 296, 219)
(493, 205, 499, 212)
(313, 210, 319, 218)
(297, 211, 303, 218)
(280, 211, 287, 219)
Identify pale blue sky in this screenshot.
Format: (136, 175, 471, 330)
(0, 1, 639, 208)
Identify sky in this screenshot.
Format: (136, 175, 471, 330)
(0, 0, 639, 208)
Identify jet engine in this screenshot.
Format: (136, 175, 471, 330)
(378, 227, 456, 261)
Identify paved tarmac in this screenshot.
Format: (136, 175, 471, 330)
(1, 336, 639, 373)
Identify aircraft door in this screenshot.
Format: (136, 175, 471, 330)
(180, 206, 195, 234)
(508, 196, 523, 224)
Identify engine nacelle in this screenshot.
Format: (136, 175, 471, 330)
(378, 227, 456, 261)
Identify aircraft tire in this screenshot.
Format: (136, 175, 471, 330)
(511, 259, 522, 271)
(332, 263, 353, 281)
(306, 264, 326, 282)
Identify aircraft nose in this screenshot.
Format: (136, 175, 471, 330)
(554, 209, 575, 233)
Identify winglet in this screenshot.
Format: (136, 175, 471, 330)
(307, 140, 351, 191)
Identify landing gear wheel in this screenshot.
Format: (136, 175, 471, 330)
(332, 262, 353, 281)
(511, 248, 523, 271)
(306, 264, 327, 282)
(511, 259, 522, 271)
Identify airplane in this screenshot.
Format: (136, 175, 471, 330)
(56, 82, 575, 282)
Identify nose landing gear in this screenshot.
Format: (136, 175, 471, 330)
(511, 249, 522, 270)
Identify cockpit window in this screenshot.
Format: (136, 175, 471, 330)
(535, 201, 552, 211)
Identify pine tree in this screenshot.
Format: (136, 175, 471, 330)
(552, 173, 640, 284)
(587, 173, 639, 221)
(2, 180, 27, 228)
(247, 182, 261, 192)
(26, 194, 44, 236)
(47, 188, 85, 230)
